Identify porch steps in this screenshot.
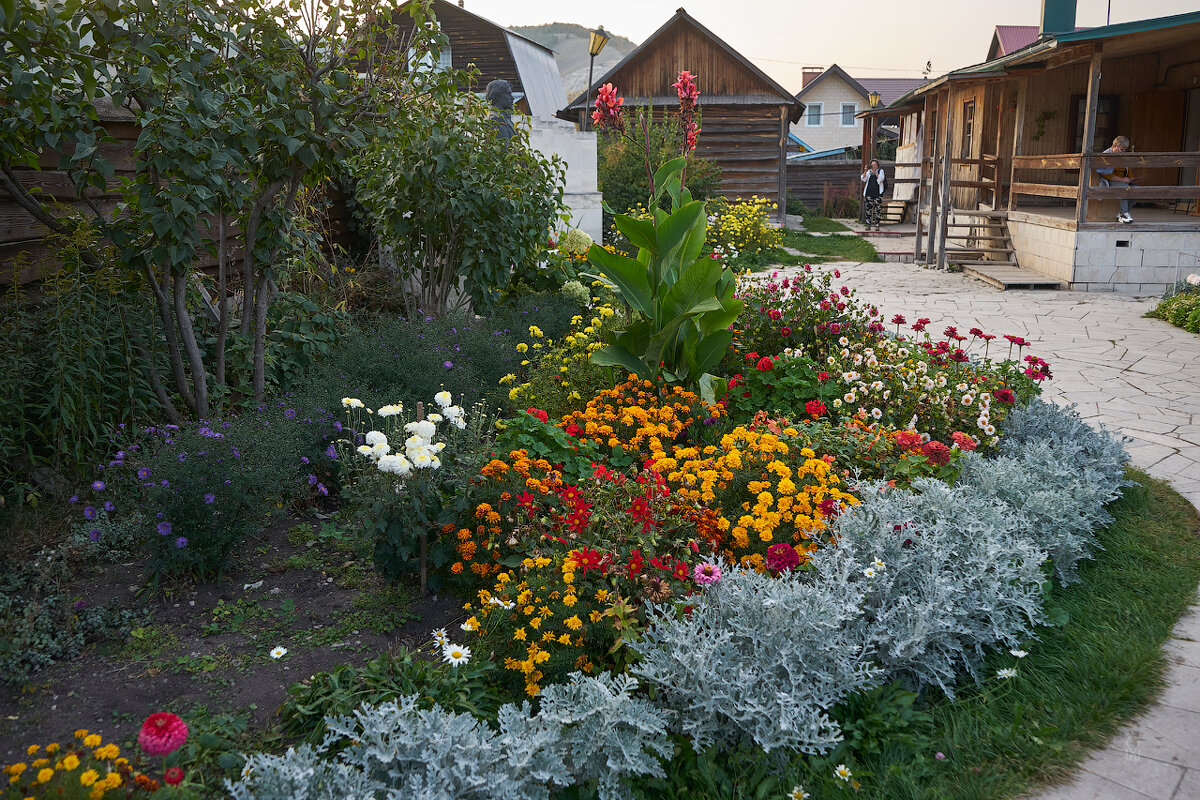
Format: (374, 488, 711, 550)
(942, 209, 1061, 290)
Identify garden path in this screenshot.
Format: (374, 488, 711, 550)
(769, 260, 1200, 800)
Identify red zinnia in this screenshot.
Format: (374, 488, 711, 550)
(951, 431, 978, 452)
(139, 712, 188, 756)
(756, 356, 774, 372)
(994, 388, 1016, 404)
(922, 441, 952, 466)
(765, 542, 800, 573)
(780, 326, 792, 337)
(163, 767, 184, 786)
(894, 430, 923, 450)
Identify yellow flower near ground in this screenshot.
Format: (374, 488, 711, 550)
(80, 769, 99, 786)
(37, 768, 54, 784)
(61, 754, 80, 771)
(83, 734, 101, 748)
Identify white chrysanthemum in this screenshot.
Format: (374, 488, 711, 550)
(377, 454, 412, 475)
(427, 413, 443, 424)
(843, 392, 856, 404)
(429, 456, 442, 470)
(453, 417, 467, 430)
(871, 408, 882, 420)
(377, 404, 404, 417)
(996, 667, 1018, 679)
(443, 405, 464, 420)
(936, 375, 947, 388)
(434, 390, 453, 408)
(371, 442, 390, 458)
(872, 558, 886, 570)
(956, 382, 968, 392)
(434, 442, 446, 452)
(432, 627, 449, 645)
(461, 619, 477, 632)
(270, 646, 288, 659)
(405, 419, 436, 440)
(961, 394, 975, 406)
(341, 397, 364, 409)
(984, 424, 997, 436)
(356, 444, 373, 457)
(443, 643, 471, 666)
(838, 336, 849, 346)
(411, 450, 433, 469)
(1010, 648, 1028, 658)
(365, 430, 387, 446)
(843, 371, 859, 382)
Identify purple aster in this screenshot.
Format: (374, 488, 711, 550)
(175, 536, 188, 549)
(325, 444, 338, 460)
(284, 408, 296, 419)
(88, 529, 100, 542)
(103, 501, 115, 512)
(333, 421, 343, 432)
(69, 495, 78, 504)
(317, 483, 329, 496)
(300, 456, 310, 464)
(307, 474, 318, 486)
(443, 361, 453, 369)
(157, 521, 173, 536)
(160, 480, 170, 488)
(137, 468, 151, 479)
(91, 480, 106, 491)
(84, 506, 98, 520)
(203, 493, 215, 504)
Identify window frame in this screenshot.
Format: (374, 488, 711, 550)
(806, 102, 823, 127)
(840, 102, 858, 128)
(960, 99, 976, 158)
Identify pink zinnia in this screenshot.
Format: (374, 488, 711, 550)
(693, 562, 722, 586)
(765, 542, 800, 573)
(951, 431, 978, 451)
(139, 712, 188, 756)
(922, 441, 952, 466)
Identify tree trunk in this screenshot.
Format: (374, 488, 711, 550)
(173, 273, 209, 418)
(215, 210, 231, 389)
(143, 261, 197, 414)
(251, 272, 272, 402)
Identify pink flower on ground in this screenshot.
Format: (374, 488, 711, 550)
(951, 431, 978, 451)
(139, 712, 188, 756)
(922, 441, 952, 466)
(693, 562, 722, 586)
(164, 767, 184, 786)
(765, 542, 800, 573)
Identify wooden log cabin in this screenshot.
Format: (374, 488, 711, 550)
(861, 2, 1200, 293)
(386, 0, 566, 119)
(558, 8, 802, 222)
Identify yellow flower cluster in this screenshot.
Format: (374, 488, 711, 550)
(562, 377, 720, 457)
(504, 305, 618, 414)
(705, 196, 781, 258)
(5, 730, 132, 799)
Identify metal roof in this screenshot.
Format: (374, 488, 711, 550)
(507, 33, 568, 118)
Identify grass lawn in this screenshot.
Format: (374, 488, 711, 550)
(839, 469, 1200, 799)
(800, 215, 851, 233)
(740, 228, 881, 271)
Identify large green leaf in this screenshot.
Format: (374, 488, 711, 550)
(590, 345, 651, 378)
(643, 316, 690, 376)
(651, 157, 687, 202)
(583, 244, 653, 317)
(662, 256, 722, 321)
(692, 329, 734, 376)
(656, 200, 705, 261)
(614, 214, 657, 255)
(699, 295, 744, 336)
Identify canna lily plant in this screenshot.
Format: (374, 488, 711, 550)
(584, 73, 742, 402)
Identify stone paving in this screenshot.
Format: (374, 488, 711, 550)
(769, 260, 1200, 800)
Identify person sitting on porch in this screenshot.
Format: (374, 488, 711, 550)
(860, 159, 887, 231)
(1095, 135, 1137, 224)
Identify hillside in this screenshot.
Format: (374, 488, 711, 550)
(510, 22, 637, 100)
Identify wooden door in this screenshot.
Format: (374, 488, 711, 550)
(1131, 90, 1185, 191)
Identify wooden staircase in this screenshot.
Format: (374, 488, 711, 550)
(942, 209, 1061, 290)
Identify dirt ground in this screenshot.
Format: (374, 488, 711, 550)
(0, 513, 463, 760)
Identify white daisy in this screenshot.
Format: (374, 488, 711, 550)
(789, 787, 811, 800)
(1010, 649, 1028, 658)
(443, 644, 472, 666)
(431, 628, 449, 645)
(862, 567, 876, 579)
(834, 764, 852, 781)
(872, 558, 885, 570)
(461, 619, 477, 632)
(270, 646, 288, 659)
(996, 667, 1018, 679)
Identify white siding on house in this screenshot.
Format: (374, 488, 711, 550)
(790, 72, 864, 151)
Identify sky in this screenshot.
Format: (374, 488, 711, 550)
(461, 0, 1200, 88)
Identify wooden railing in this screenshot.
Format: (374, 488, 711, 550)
(1010, 151, 1200, 203)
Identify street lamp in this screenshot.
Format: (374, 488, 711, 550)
(868, 90, 881, 109)
(583, 27, 611, 130)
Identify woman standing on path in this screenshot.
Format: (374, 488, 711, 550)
(861, 159, 886, 231)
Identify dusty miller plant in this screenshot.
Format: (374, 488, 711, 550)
(228, 673, 670, 800)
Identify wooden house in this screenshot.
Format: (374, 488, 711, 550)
(862, 2, 1200, 293)
(387, 0, 566, 118)
(558, 8, 802, 221)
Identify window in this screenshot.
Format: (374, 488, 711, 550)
(841, 102, 857, 127)
(407, 45, 453, 72)
(1069, 94, 1119, 152)
(961, 100, 975, 158)
(806, 102, 822, 127)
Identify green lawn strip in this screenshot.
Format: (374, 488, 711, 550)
(848, 469, 1200, 800)
(737, 228, 880, 272)
(800, 216, 851, 233)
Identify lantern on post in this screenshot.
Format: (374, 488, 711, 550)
(583, 27, 611, 130)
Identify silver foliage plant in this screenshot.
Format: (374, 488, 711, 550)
(631, 559, 881, 754)
(633, 400, 1129, 748)
(228, 672, 671, 800)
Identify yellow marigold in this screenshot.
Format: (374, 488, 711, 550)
(82, 734, 101, 748)
(564, 615, 583, 631)
(557, 633, 573, 645)
(102, 772, 121, 788)
(37, 768, 54, 784)
(45, 744, 59, 755)
(61, 755, 80, 771)
(8, 763, 26, 775)
(514, 628, 526, 641)
(30, 759, 47, 768)
(562, 594, 577, 607)
(25, 745, 38, 757)
(80, 769, 99, 787)
(74, 730, 88, 740)
(92, 745, 119, 760)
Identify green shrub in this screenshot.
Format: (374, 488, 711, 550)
(1151, 292, 1200, 332)
(704, 196, 783, 263)
(0, 228, 160, 507)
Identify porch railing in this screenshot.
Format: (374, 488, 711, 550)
(1010, 152, 1200, 221)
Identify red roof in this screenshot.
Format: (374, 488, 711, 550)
(992, 25, 1041, 57)
(855, 77, 930, 106)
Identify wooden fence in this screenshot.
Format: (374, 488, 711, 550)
(786, 159, 895, 209)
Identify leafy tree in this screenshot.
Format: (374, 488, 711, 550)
(0, 0, 453, 418)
